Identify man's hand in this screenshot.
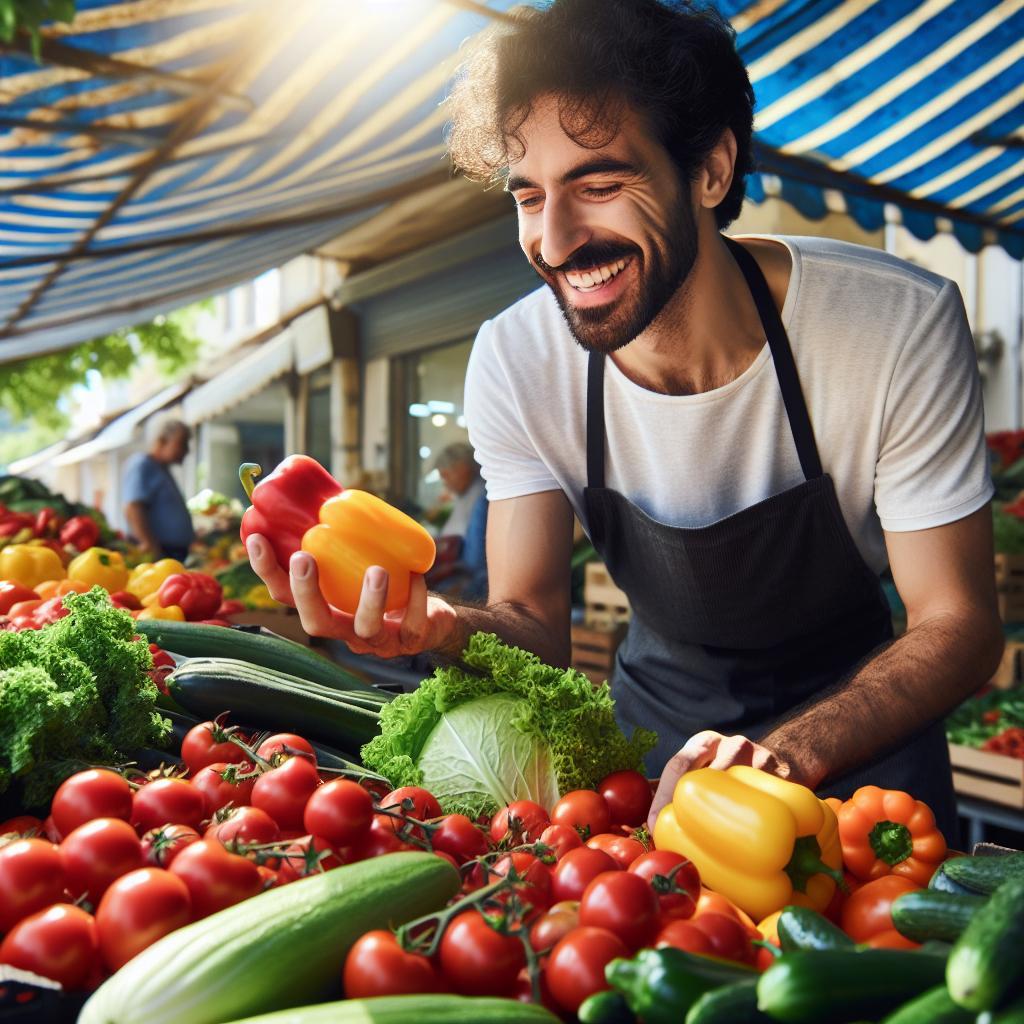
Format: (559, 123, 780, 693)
(246, 534, 459, 657)
(647, 731, 792, 830)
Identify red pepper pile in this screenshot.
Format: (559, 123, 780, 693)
(981, 725, 1024, 758)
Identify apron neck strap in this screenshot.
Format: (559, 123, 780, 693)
(587, 350, 607, 490)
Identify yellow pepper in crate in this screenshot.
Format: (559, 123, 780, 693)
(0, 544, 66, 590)
(136, 604, 185, 621)
(653, 765, 844, 922)
(126, 559, 186, 601)
(68, 547, 130, 593)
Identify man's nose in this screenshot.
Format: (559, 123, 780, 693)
(539, 194, 589, 271)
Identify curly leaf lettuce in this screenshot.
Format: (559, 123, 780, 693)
(361, 632, 656, 819)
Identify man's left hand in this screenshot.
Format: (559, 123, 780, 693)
(647, 731, 792, 830)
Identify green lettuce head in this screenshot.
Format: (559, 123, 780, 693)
(360, 632, 656, 819)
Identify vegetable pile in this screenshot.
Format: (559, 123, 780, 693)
(946, 687, 1024, 758)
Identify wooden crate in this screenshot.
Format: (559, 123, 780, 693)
(949, 743, 1024, 809)
(571, 622, 627, 685)
(995, 554, 1024, 622)
(584, 562, 631, 628)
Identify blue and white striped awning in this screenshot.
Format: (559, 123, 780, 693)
(0, 0, 1022, 360)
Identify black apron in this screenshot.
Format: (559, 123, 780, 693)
(583, 235, 960, 845)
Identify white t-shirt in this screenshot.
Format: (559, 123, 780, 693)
(464, 235, 994, 575)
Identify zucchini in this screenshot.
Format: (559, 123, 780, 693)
(78, 852, 460, 1024)
(891, 890, 986, 942)
(756, 949, 947, 1023)
(776, 905, 855, 952)
(947, 874, 1024, 1011)
(136, 618, 382, 694)
(220, 995, 561, 1023)
(880, 984, 974, 1024)
(686, 979, 773, 1024)
(942, 853, 1024, 895)
(578, 990, 637, 1023)
(929, 864, 978, 896)
(167, 658, 382, 751)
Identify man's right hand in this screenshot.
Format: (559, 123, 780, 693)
(245, 534, 460, 658)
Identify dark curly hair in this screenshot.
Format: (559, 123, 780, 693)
(446, 0, 756, 228)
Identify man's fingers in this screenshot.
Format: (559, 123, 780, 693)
(352, 566, 390, 642)
(708, 734, 758, 771)
(246, 535, 293, 605)
(647, 731, 723, 830)
(288, 551, 339, 638)
(397, 575, 429, 654)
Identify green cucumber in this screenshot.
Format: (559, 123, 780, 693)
(167, 658, 382, 751)
(891, 890, 986, 942)
(136, 618, 381, 694)
(78, 852, 460, 1024)
(578, 990, 637, 1023)
(756, 949, 947, 1023)
(879, 984, 974, 1024)
(686, 979, 774, 1024)
(942, 853, 1024, 895)
(776, 905, 855, 952)
(930, 864, 978, 896)
(979, 992, 1024, 1023)
(220, 995, 561, 1023)
(947, 874, 1024, 1011)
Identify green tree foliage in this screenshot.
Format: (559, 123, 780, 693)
(0, 0, 76, 58)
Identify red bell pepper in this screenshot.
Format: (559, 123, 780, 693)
(215, 599, 244, 617)
(157, 571, 223, 621)
(0, 581, 39, 615)
(0, 514, 33, 538)
(109, 590, 143, 611)
(59, 515, 101, 552)
(33, 507, 62, 538)
(239, 457, 342, 572)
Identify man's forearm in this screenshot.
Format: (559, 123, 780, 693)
(437, 600, 571, 668)
(124, 503, 158, 552)
(762, 610, 1003, 789)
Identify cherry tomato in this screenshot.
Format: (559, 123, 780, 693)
(304, 779, 373, 847)
(439, 909, 525, 996)
(865, 928, 920, 950)
(550, 790, 611, 839)
(655, 919, 713, 954)
(205, 806, 280, 849)
(432, 814, 489, 864)
(343, 929, 442, 998)
(598, 770, 652, 827)
(256, 865, 279, 890)
(491, 851, 553, 918)
(695, 887, 758, 933)
(95, 868, 191, 971)
(629, 850, 699, 921)
(180, 720, 249, 774)
(840, 875, 920, 943)
(169, 839, 261, 918)
(251, 756, 320, 831)
(131, 778, 206, 834)
(551, 846, 618, 903)
(0, 838, 65, 933)
(42, 816, 61, 843)
(51, 769, 132, 837)
(0, 904, 98, 990)
(346, 820, 410, 862)
(0, 815, 42, 838)
(489, 800, 550, 844)
(579, 870, 660, 949)
(60, 818, 143, 903)
(540, 823, 583, 860)
(378, 786, 442, 820)
(256, 733, 317, 765)
(586, 833, 645, 869)
(512, 965, 561, 1014)
(691, 911, 755, 963)
(141, 824, 201, 868)
(546, 926, 629, 1013)
(529, 902, 579, 952)
(277, 835, 343, 883)
(191, 762, 256, 816)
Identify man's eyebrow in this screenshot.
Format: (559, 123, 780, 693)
(505, 158, 641, 194)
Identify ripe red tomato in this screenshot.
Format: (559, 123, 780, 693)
(303, 779, 373, 847)
(629, 850, 700, 921)
(586, 833, 645, 869)
(432, 814, 489, 863)
(378, 786, 442, 820)
(550, 790, 611, 839)
(0, 904, 98, 990)
(840, 875, 920, 943)
(0, 815, 42, 838)
(169, 839, 261, 918)
(343, 929, 442, 998)
(598, 770, 652, 827)
(529, 902, 579, 952)
(347, 820, 410, 862)
(655, 919, 713, 954)
(181, 720, 249, 775)
(540, 823, 583, 860)
(0, 838, 65, 933)
(205, 806, 279, 849)
(191, 762, 256, 816)
(489, 800, 550, 844)
(141, 824, 201, 867)
(256, 733, 317, 765)
(546, 926, 629, 1013)
(131, 778, 206, 834)
(251, 756, 320, 831)
(438, 909, 525, 996)
(60, 818, 143, 903)
(491, 851, 553, 918)
(691, 911, 755, 963)
(579, 870, 660, 949)
(551, 846, 619, 903)
(51, 769, 132, 837)
(95, 868, 191, 971)
(276, 835, 343, 883)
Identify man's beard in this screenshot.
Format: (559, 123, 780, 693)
(538, 198, 698, 354)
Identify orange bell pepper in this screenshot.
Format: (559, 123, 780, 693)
(836, 785, 947, 886)
(301, 490, 435, 614)
(34, 578, 90, 601)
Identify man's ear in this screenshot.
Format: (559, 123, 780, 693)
(697, 128, 737, 210)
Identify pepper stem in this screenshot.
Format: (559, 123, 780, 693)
(868, 819, 913, 866)
(785, 835, 847, 893)
(239, 463, 262, 500)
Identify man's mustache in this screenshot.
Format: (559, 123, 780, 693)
(534, 244, 640, 275)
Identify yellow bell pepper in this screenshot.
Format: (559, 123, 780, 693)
(68, 547, 130, 593)
(653, 765, 844, 922)
(136, 604, 185, 621)
(0, 544, 66, 590)
(126, 558, 186, 600)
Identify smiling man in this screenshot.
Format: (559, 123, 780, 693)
(247, 0, 1002, 841)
